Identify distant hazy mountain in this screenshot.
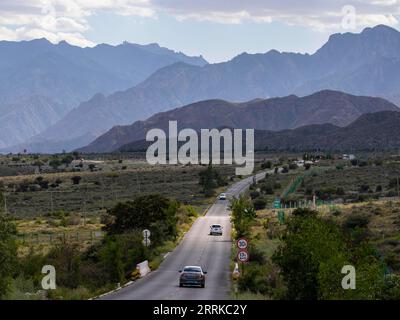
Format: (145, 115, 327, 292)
(0, 38, 207, 149)
(76, 90, 398, 153)
(26, 24, 400, 154)
(0, 96, 65, 148)
(252, 110, 400, 151)
(118, 111, 400, 153)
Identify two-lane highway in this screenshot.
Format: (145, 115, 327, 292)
(101, 171, 266, 300)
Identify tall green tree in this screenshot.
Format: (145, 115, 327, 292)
(273, 208, 386, 300)
(199, 164, 226, 197)
(0, 215, 18, 297)
(230, 196, 256, 237)
(104, 194, 179, 245)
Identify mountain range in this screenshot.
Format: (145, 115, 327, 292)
(3, 24, 400, 154)
(116, 111, 400, 153)
(0, 39, 207, 149)
(77, 90, 399, 153)
(252, 110, 400, 152)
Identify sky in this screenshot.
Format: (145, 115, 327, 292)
(0, 0, 399, 62)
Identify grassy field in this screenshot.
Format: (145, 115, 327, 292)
(295, 161, 400, 202)
(1, 161, 236, 219)
(0, 153, 240, 258)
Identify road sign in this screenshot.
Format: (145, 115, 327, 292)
(142, 238, 151, 247)
(236, 238, 248, 250)
(274, 197, 281, 209)
(278, 211, 285, 224)
(237, 250, 249, 263)
(143, 229, 151, 238)
(142, 229, 151, 247)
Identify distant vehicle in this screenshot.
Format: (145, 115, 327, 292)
(179, 266, 207, 288)
(218, 193, 227, 200)
(210, 224, 223, 236)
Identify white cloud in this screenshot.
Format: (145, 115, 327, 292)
(0, 0, 155, 46)
(0, 0, 399, 46)
(152, 0, 400, 31)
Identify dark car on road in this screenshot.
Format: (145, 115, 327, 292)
(179, 266, 207, 288)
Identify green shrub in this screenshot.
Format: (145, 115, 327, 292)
(250, 191, 261, 199)
(344, 214, 370, 229)
(253, 198, 267, 210)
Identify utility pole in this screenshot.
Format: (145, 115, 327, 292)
(83, 185, 88, 226)
(4, 192, 7, 214)
(50, 191, 54, 213)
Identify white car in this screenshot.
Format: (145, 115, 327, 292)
(218, 193, 227, 200)
(210, 224, 223, 236)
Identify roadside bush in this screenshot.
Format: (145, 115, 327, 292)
(46, 243, 82, 289)
(273, 182, 281, 189)
(253, 198, 267, 210)
(343, 214, 370, 230)
(16, 181, 30, 192)
(261, 161, 272, 169)
(230, 196, 256, 238)
(71, 176, 82, 185)
(104, 194, 179, 245)
(380, 275, 400, 300)
(0, 215, 18, 298)
(336, 187, 345, 196)
(238, 264, 270, 295)
(66, 214, 81, 226)
(248, 245, 267, 264)
(261, 184, 274, 195)
(250, 191, 261, 200)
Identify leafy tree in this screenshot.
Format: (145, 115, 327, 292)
(250, 191, 260, 199)
(49, 159, 61, 170)
(71, 176, 82, 185)
(104, 195, 179, 245)
(230, 196, 256, 237)
(261, 161, 272, 169)
(61, 155, 74, 167)
(98, 236, 125, 284)
(253, 198, 267, 210)
(46, 243, 81, 288)
(273, 208, 386, 300)
(198, 164, 226, 197)
(33, 160, 44, 172)
(273, 211, 349, 300)
(0, 215, 18, 297)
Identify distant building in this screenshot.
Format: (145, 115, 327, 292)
(343, 154, 356, 160)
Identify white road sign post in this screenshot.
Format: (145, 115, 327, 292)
(142, 229, 151, 247)
(237, 250, 249, 263)
(236, 238, 248, 250)
(236, 237, 250, 275)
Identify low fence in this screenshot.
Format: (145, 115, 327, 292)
(17, 230, 104, 245)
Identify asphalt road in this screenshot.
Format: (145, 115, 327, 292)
(101, 171, 266, 300)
